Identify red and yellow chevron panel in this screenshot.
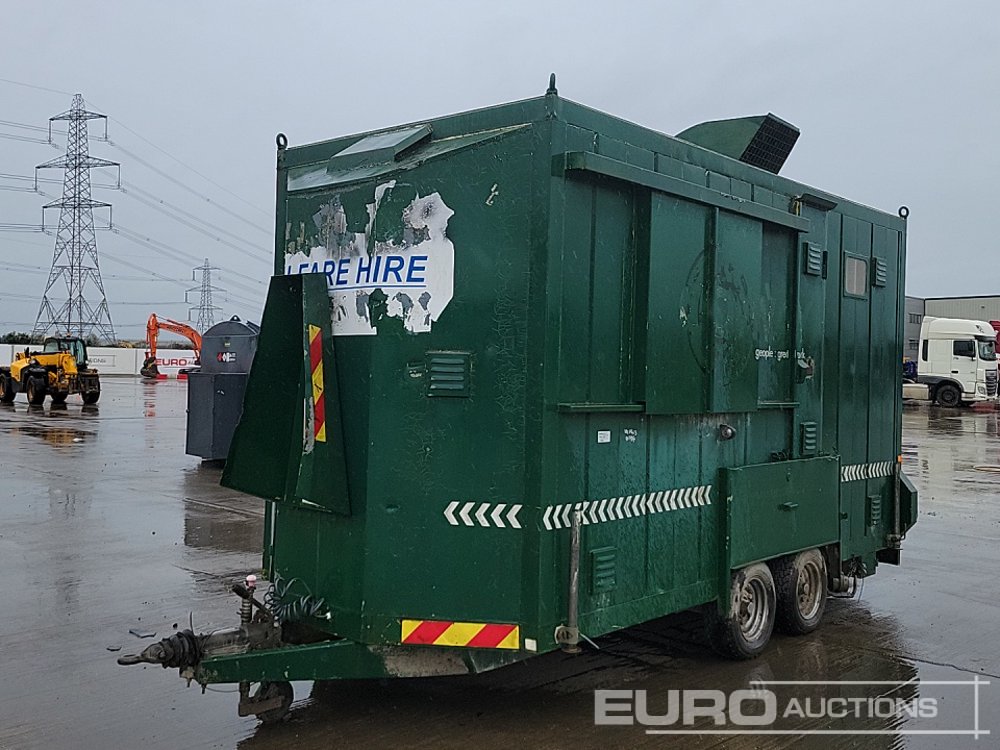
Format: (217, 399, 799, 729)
(307, 324, 326, 443)
(401, 619, 520, 649)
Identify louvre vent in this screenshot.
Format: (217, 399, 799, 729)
(874, 259, 888, 287)
(426, 351, 471, 398)
(590, 547, 617, 593)
(740, 115, 800, 174)
(800, 422, 818, 456)
(804, 243, 825, 277)
(868, 495, 882, 528)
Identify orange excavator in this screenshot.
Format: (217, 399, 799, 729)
(141, 313, 202, 378)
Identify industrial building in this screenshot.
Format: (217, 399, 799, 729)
(904, 296, 925, 357)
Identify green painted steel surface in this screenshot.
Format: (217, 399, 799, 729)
(723, 456, 840, 569)
(221, 88, 916, 679)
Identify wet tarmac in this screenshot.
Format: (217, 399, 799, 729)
(1, 381, 997, 748)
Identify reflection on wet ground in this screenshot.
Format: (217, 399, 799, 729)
(1, 384, 997, 748)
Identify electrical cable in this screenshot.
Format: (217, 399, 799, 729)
(118, 184, 271, 261)
(110, 142, 271, 235)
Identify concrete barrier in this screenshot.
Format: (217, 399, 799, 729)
(86, 347, 141, 375)
(144, 349, 199, 379)
(0, 344, 197, 378)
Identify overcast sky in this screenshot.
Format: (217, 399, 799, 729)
(1, 1, 997, 341)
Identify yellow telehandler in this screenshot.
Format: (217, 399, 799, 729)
(0, 337, 101, 405)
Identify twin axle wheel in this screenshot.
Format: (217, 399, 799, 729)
(707, 548, 828, 659)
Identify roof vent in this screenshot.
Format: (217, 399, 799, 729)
(676, 113, 799, 174)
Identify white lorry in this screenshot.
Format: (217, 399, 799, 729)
(917, 317, 998, 406)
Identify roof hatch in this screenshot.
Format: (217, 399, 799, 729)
(327, 123, 432, 171)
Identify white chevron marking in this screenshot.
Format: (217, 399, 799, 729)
(491, 504, 507, 528)
(507, 504, 522, 529)
(542, 506, 554, 530)
(459, 502, 475, 526)
(475, 503, 490, 527)
(444, 501, 460, 525)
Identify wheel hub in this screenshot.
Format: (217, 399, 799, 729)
(796, 560, 823, 620)
(738, 578, 768, 641)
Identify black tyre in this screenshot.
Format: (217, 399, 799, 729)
(254, 681, 293, 724)
(82, 390, 100, 405)
(935, 383, 962, 407)
(26, 377, 46, 405)
(771, 548, 828, 635)
(0, 375, 13, 403)
(706, 562, 776, 660)
(50, 392, 68, 404)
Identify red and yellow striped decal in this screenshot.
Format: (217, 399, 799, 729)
(401, 619, 520, 650)
(307, 324, 326, 443)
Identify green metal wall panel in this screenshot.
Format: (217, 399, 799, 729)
(757, 226, 795, 405)
(724, 456, 840, 568)
(645, 194, 711, 414)
(866, 225, 901, 550)
(838, 216, 873, 558)
(589, 181, 635, 403)
(711, 211, 762, 412)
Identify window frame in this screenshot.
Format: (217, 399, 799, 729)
(953, 339, 976, 358)
(843, 253, 869, 299)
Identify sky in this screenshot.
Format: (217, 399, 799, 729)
(0, 1, 997, 342)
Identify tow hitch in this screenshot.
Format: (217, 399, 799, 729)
(118, 575, 293, 722)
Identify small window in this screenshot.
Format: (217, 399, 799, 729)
(921, 340, 928, 361)
(908, 313, 923, 324)
(953, 340, 975, 358)
(908, 339, 918, 351)
(844, 256, 868, 297)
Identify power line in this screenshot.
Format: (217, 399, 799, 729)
(0, 77, 73, 97)
(110, 141, 271, 235)
(113, 224, 268, 291)
(119, 182, 271, 260)
(5, 262, 188, 283)
(0, 171, 120, 190)
(0, 117, 106, 141)
(104, 116, 271, 219)
(101, 243, 262, 309)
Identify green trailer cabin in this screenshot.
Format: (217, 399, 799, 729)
(119, 78, 918, 721)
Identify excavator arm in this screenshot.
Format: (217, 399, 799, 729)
(141, 313, 203, 378)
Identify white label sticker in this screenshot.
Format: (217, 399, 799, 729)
(284, 180, 455, 336)
(597, 430, 612, 444)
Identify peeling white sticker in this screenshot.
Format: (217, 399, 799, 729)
(284, 180, 455, 336)
(597, 430, 612, 444)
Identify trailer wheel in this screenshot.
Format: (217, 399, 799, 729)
(26, 377, 46, 405)
(771, 549, 827, 635)
(935, 383, 961, 407)
(50, 392, 68, 404)
(706, 562, 776, 660)
(254, 681, 293, 724)
(82, 389, 100, 405)
(0, 375, 13, 403)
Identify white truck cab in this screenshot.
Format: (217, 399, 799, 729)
(918, 317, 998, 406)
